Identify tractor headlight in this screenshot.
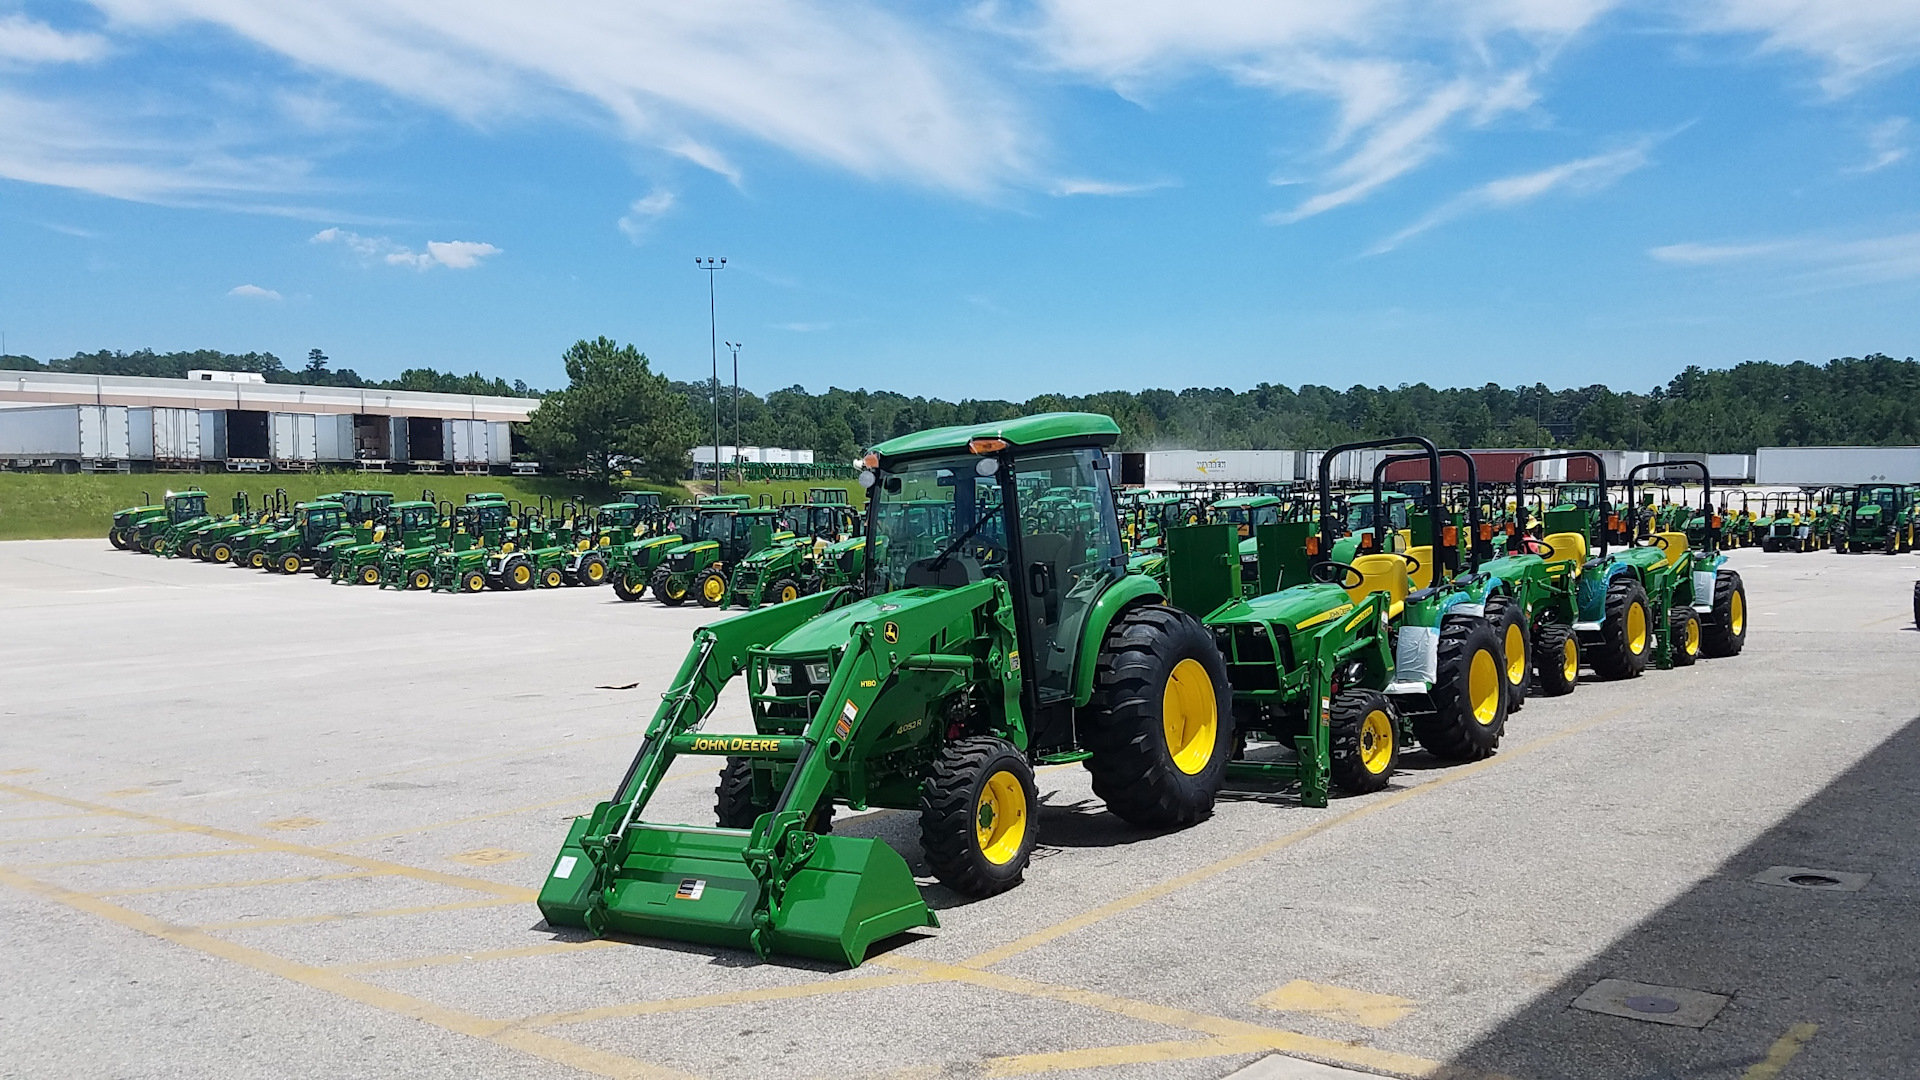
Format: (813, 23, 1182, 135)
(770, 664, 794, 685)
(806, 662, 833, 684)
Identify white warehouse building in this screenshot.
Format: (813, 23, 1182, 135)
(0, 370, 539, 473)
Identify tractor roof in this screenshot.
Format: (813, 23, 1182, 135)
(871, 411, 1119, 466)
(1213, 494, 1281, 508)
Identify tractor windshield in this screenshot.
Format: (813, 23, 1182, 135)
(1857, 486, 1900, 510)
(871, 457, 1002, 593)
(170, 495, 207, 522)
(1215, 503, 1279, 528)
(304, 509, 341, 538)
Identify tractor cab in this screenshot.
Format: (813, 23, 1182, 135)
(295, 502, 346, 543)
(1839, 483, 1913, 553)
(451, 500, 511, 549)
(1553, 482, 1604, 512)
(336, 490, 394, 528)
(166, 489, 210, 524)
(1332, 491, 1413, 563)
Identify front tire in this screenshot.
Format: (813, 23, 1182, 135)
(461, 569, 487, 593)
(1414, 615, 1507, 761)
(1669, 607, 1701, 666)
(1591, 576, 1651, 679)
(1485, 594, 1529, 713)
(279, 553, 303, 575)
(1328, 688, 1397, 794)
(109, 529, 129, 550)
(1531, 621, 1578, 696)
(210, 543, 233, 564)
(541, 566, 565, 589)
(695, 568, 727, 608)
(767, 576, 803, 605)
(715, 757, 834, 832)
(1083, 605, 1231, 827)
(248, 550, 268, 570)
(651, 567, 688, 606)
(358, 564, 381, 587)
(1700, 570, 1747, 657)
(612, 572, 643, 601)
(409, 568, 432, 591)
(919, 737, 1037, 897)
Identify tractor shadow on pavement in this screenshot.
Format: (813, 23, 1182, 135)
(1440, 714, 1920, 1080)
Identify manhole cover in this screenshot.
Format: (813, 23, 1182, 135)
(1752, 865, 1871, 893)
(1571, 980, 1728, 1028)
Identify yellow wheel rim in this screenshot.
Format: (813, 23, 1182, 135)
(250, 553, 265, 568)
(779, 585, 798, 603)
(1729, 589, 1744, 635)
(1626, 602, 1648, 655)
(587, 562, 605, 582)
(975, 770, 1028, 866)
(512, 565, 530, 585)
(1562, 637, 1578, 681)
(361, 567, 379, 584)
(1503, 622, 1526, 686)
(1468, 649, 1500, 724)
(213, 546, 229, 562)
(703, 575, 725, 602)
(546, 570, 562, 587)
(1685, 617, 1701, 656)
(283, 556, 299, 573)
(467, 575, 484, 592)
(413, 571, 430, 589)
(1161, 657, 1218, 775)
(1359, 709, 1393, 774)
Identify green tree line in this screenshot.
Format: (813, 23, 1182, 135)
(668, 353, 1918, 460)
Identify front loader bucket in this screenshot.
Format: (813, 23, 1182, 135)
(540, 812, 935, 967)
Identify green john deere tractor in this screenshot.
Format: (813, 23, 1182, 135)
(169, 492, 256, 561)
(611, 502, 698, 601)
(649, 504, 791, 607)
(538, 417, 1516, 967)
(108, 491, 169, 551)
(332, 500, 441, 585)
(725, 494, 863, 609)
(135, 489, 214, 556)
(1835, 484, 1915, 554)
(258, 501, 355, 574)
(1608, 461, 1748, 670)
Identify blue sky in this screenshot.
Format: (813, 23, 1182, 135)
(1, 2, 1916, 399)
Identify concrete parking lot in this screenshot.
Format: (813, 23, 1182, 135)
(3, 539, 1917, 1080)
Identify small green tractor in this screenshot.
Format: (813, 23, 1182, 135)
(540, 418, 1519, 968)
(649, 503, 792, 607)
(1610, 461, 1748, 670)
(258, 500, 355, 575)
(226, 490, 296, 568)
(611, 502, 700, 601)
(169, 492, 257, 561)
(1835, 484, 1915, 554)
(135, 489, 214, 556)
(725, 492, 864, 608)
(108, 491, 170, 551)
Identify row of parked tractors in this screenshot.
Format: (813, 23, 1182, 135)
(105, 486, 868, 603)
(533, 420, 1758, 968)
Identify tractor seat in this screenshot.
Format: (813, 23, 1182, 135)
(1403, 545, 1434, 590)
(1542, 531, 1587, 571)
(1655, 530, 1689, 567)
(903, 555, 984, 589)
(1345, 553, 1410, 619)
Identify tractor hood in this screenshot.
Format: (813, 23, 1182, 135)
(1210, 582, 1354, 628)
(762, 588, 959, 658)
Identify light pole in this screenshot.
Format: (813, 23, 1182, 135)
(696, 257, 726, 492)
(725, 341, 742, 486)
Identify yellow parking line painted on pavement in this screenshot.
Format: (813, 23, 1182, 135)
(0, 783, 535, 902)
(520, 971, 938, 1030)
(331, 938, 624, 974)
(983, 1036, 1271, 1077)
(95, 870, 385, 897)
(1743, 1023, 1818, 1079)
(7, 846, 274, 870)
(962, 696, 1665, 971)
(1256, 980, 1419, 1029)
(879, 957, 1513, 1080)
(0, 828, 177, 846)
(0, 866, 694, 1080)
(195, 897, 520, 931)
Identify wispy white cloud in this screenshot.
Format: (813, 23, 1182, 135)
(1369, 137, 1659, 253)
(84, 0, 1031, 194)
(0, 14, 107, 64)
(1048, 177, 1175, 196)
(1848, 117, 1908, 173)
(1649, 230, 1920, 285)
(1697, 1, 1920, 94)
(227, 283, 282, 300)
(311, 228, 500, 270)
(617, 188, 676, 242)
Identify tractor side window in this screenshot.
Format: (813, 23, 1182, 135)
(1012, 449, 1123, 703)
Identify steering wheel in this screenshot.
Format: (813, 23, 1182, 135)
(1394, 551, 1421, 576)
(1312, 560, 1365, 589)
(1522, 537, 1557, 559)
(1650, 534, 1670, 550)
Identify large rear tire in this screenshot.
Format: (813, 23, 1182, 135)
(1083, 605, 1231, 827)
(612, 572, 643, 601)
(1591, 576, 1651, 679)
(1531, 621, 1578, 696)
(502, 557, 534, 592)
(1413, 616, 1507, 762)
(1700, 570, 1747, 658)
(695, 568, 727, 608)
(1485, 594, 1529, 713)
(577, 553, 609, 586)
(1328, 688, 1397, 795)
(919, 737, 1036, 897)
(109, 529, 129, 550)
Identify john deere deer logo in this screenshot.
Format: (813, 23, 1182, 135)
(883, 621, 900, 644)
